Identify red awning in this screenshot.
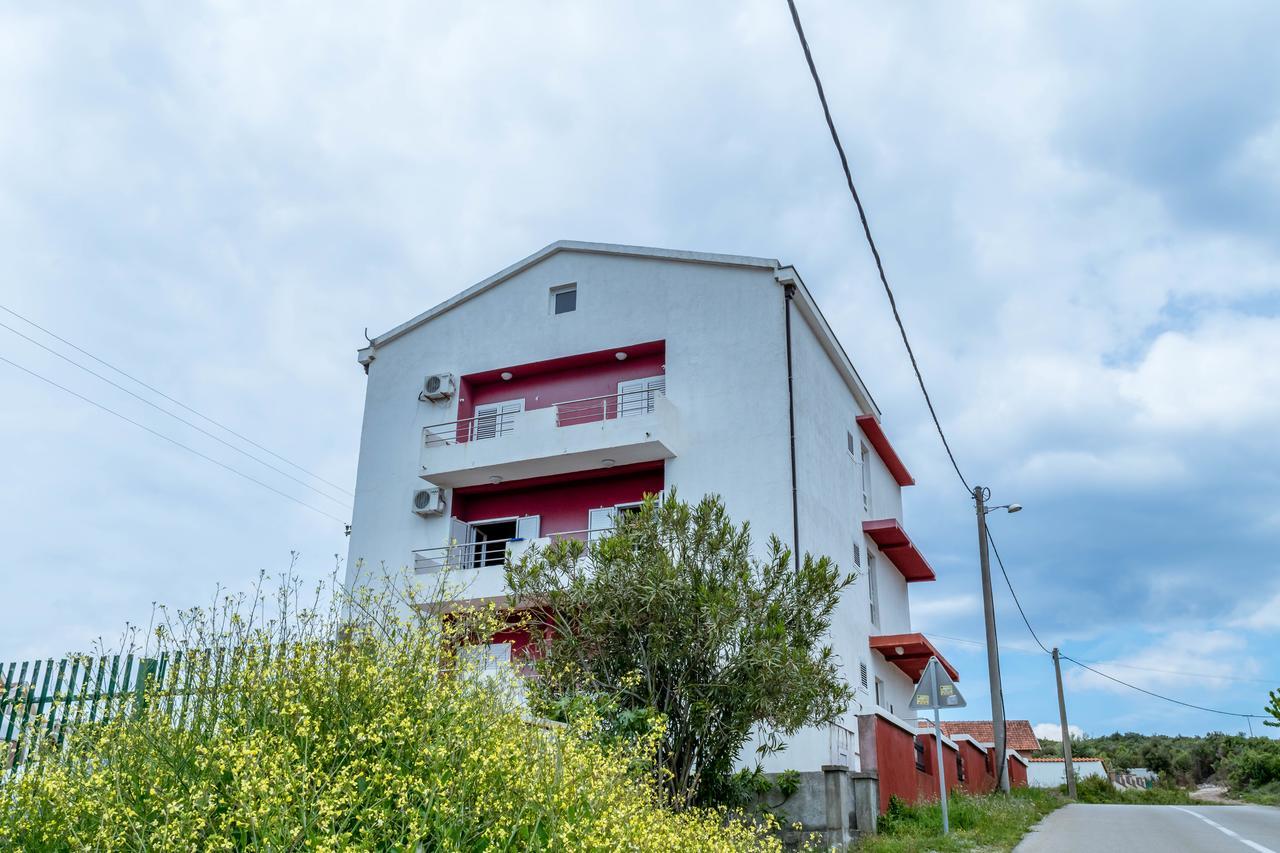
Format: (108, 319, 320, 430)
(870, 633, 960, 681)
(863, 519, 936, 582)
(856, 415, 915, 487)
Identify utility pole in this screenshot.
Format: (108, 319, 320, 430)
(1052, 648, 1078, 798)
(975, 485, 1009, 793)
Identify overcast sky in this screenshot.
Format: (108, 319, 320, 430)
(2, 1, 1278, 741)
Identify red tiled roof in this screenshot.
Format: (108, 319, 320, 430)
(928, 720, 1041, 752)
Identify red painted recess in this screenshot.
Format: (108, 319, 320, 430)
(869, 633, 960, 681)
(856, 415, 915, 487)
(863, 519, 936, 582)
(459, 340, 665, 421)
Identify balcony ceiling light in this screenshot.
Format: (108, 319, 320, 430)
(501, 371, 513, 380)
(601, 459, 616, 468)
(488, 475, 504, 485)
(894, 646, 905, 656)
(615, 351, 627, 361)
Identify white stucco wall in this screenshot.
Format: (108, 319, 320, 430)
(346, 243, 926, 774)
(1027, 759, 1108, 788)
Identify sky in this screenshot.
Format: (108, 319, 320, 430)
(2, 1, 1278, 742)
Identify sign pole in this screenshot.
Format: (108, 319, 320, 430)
(933, 662, 949, 834)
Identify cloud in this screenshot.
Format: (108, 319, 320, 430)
(1231, 587, 1280, 632)
(1064, 631, 1263, 695)
(1033, 722, 1084, 742)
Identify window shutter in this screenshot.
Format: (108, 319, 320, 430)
(860, 662, 869, 689)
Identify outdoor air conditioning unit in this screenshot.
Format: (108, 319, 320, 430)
(419, 373, 456, 402)
(412, 488, 445, 517)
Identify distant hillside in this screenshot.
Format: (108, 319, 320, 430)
(1035, 731, 1280, 803)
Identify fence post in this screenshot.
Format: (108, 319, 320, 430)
(134, 658, 158, 717)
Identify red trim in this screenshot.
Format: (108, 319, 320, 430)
(869, 633, 960, 681)
(856, 415, 915, 487)
(863, 519, 936, 582)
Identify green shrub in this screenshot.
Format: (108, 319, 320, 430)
(1070, 774, 1194, 805)
(0, 574, 782, 851)
(860, 788, 1063, 852)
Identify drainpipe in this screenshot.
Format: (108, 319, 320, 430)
(780, 276, 800, 560)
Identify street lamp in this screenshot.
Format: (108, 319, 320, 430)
(973, 487, 1022, 793)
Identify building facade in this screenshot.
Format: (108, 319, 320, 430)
(346, 240, 958, 777)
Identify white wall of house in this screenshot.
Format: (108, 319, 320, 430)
(1027, 759, 1109, 788)
(346, 242, 929, 774)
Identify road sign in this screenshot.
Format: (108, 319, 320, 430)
(911, 657, 966, 711)
(912, 656, 965, 835)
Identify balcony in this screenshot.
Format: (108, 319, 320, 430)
(420, 389, 678, 489)
(412, 527, 600, 575)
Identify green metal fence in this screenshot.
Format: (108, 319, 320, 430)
(1, 653, 163, 777)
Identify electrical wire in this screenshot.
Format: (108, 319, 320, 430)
(986, 528, 1051, 655)
(783, 0, 970, 495)
(926, 634, 1278, 684)
(1, 354, 350, 526)
(1061, 656, 1267, 720)
(0, 318, 350, 509)
(0, 304, 353, 497)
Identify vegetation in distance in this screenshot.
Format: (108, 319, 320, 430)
(1035, 728, 1280, 804)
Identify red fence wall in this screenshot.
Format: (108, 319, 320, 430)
(957, 738, 995, 795)
(870, 716, 968, 813)
(1009, 755, 1028, 788)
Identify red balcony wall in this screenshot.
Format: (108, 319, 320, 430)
(459, 341, 665, 420)
(452, 463, 664, 535)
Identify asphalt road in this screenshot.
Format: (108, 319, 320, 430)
(1016, 803, 1280, 852)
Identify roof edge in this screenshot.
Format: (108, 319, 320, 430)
(363, 240, 782, 351)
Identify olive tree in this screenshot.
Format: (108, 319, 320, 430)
(506, 491, 855, 808)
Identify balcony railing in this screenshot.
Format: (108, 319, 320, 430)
(422, 385, 666, 448)
(412, 527, 610, 574)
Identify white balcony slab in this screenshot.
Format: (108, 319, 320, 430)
(419, 395, 678, 488)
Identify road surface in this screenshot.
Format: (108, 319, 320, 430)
(1016, 803, 1280, 852)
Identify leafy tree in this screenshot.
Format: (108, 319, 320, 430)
(506, 491, 855, 808)
(1266, 689, 1280, 728)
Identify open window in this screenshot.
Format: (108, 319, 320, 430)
(451, 515, 539, 569)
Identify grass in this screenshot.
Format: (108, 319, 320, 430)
(1070, 775, 1198, 805)
(856, 788, 1065, 853)
(1237, 780, 1280, 806)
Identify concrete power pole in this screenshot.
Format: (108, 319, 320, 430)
(1052, 648, 1078, 798)
(975, 485, 1010, 793)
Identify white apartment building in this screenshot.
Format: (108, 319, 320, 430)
(346, 240, 958, 775)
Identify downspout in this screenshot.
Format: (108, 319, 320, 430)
(782, 281, 800, 560)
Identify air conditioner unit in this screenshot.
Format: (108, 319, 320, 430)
(412, 488, 445, 517)
(419, 373, 456, 402)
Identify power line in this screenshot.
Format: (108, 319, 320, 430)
(0, 317, 350, 509)
(926, 633, 1278, 684)
(986, 529, 1051, 655)
(1068, 658, 1278, 686)
(1061, 655, 1267, 720)
(783, 0, 970, 495)
(0, 354, 349, 526)
(0, 304, 353, 498)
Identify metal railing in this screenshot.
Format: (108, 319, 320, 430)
(422, 384, 666, 447)
(424, 409, 519, 448)
(412, 527, 612, 574)
(554, 384, 665, 427)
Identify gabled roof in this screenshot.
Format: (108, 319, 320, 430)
(365, 241, 781, 349)
(358, 240, 882, 417)
(932, 720, 1041, 753)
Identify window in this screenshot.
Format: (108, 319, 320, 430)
(551, 284, 577, 315)
(460, 642, 512, 675)
(874, 676, 885, 709)
(473, 399, 522, 441)
(471, 519, 517, 568)
(868, 554, 880, 627)
(617, 376, 665, 417)
(859, 662, 869, 690)
(860, 443, 872, 512)
(852, 542, 861, 567)
(847, 430, 856, 456)
(914, 738, 927, 772)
